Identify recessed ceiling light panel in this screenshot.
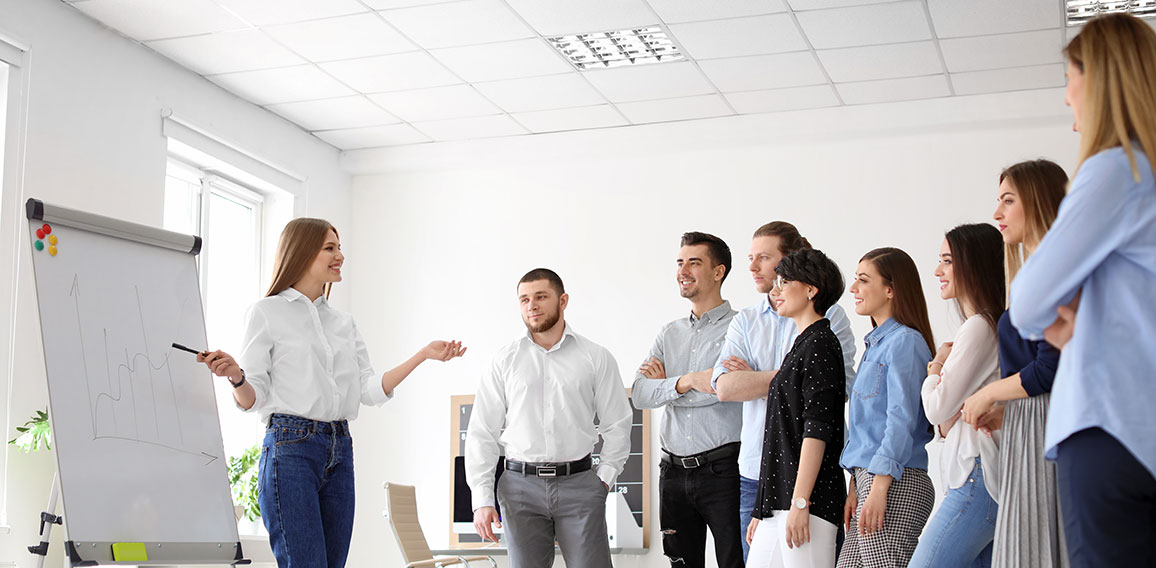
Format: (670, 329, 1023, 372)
(548, 27, 685, 70)
(1066, 0, 1156, 26)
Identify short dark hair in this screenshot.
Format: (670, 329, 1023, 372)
(518, 268, 565, 295)
(753, 221, 812, 256)
(774, 249, 844, 316)
(680, 231, 732, 283)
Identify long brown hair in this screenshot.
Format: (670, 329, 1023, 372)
(266, 218, 338, 298)
(1064, 13, 1156, 181)
(860, 248, 935, 354)
(944, 224, 1005, 332)
(998, 160, 1068, 286)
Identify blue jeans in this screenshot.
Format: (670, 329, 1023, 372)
(259, 414, 356, 568)
(909, 458, 997, 568)
(739, 475, 758, 562)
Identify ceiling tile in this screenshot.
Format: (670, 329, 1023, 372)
(928, 0, 1061, 39)
(503, 0, 658, 36)
(431, 39, 573, 82)
(314, 124, 430, 149)
(412, 115, 529, 141)
(940, 29, 1064, 73)
(264, 13, 417, 62)
(647, 0, 787, 23)
(583, 62, 716, 102)
(836, 74, 950, 105)
(788, 0, 900, 10)
(368, 85, 501, 122)
(363, 0, 450, 8)
(214, 0, 368, 26)
(266, 96, 399, 131)
(615, 94, 733, 123)
(320, 52, 460, 92)
(796, 1, 932, 49)
(698, 52, 827, 92)
(950, 63, 1065, 96)
(209, 65, 356, 105)
(73, 0, 248, 41)
(724, 85, 840, 113)
(379, 0, 534, 49)
(817, 41, 942, 83)
(473, 74, 605, 113)
(668, 14, 807, 59)
(512, 105, 628, 133)
(147, 30, 304, 75)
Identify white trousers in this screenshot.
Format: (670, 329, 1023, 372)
(747, 511, 838, 568)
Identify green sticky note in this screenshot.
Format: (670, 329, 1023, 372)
(111, 542, 148, 562)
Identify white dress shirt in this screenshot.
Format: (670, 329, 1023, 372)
(465, 324, 633, 511)
(238, 287, 391, 424)
(921, 315, 1001, 499)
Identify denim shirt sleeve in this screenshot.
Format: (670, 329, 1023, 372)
(868, 331, 932, 480)
(1010, 149, 1135, 338)
(1018, 339, 1061, 397)
(711, 312, 749, 391)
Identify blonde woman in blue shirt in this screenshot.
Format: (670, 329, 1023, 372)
(197, 218, 465, 568)
(1010, 14, 1156, 567)
(837, 248, 935, 568)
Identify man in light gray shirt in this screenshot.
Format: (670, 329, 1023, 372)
(632, 232, 744, 568)
(468, 268, 632, 568)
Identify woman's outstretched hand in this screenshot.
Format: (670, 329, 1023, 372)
(423, 340, 466, 362)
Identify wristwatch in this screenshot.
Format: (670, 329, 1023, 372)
(793, 497, 808, 510)
(230, 370, 247, 389)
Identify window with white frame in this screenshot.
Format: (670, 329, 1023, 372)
(163, 159, 269, 527)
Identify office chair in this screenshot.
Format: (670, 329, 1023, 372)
(383, 482, 497, 568)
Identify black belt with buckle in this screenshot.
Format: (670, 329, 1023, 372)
(661, 442, 739, 469)
(506, 454, 592, 478)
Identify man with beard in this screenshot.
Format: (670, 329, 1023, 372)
(466, 268, 632, 568)
(713, 221, 857, 561)
(631, 232, 744, 568)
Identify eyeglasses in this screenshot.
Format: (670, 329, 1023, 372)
(773, 275, 792, 290)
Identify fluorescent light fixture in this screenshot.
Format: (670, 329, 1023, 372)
(548, 27, 684, 70)
(1067, 0, 1156, 26)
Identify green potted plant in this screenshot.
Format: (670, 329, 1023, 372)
(9, 408, 51, 453)
(228, 444, 261, 523)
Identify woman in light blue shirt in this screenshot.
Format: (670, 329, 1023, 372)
(838, 248, 935, 568)
(1009, 14, 1156, 567)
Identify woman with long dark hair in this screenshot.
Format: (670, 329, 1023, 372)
(838, 248, 935, 567)
(910, 223, 1004, 568)
(959, 160, 1067, 568)
(197, 218, 465, 567)
(1010, 14, 1156, 566)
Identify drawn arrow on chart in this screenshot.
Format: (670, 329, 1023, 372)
(201, 452, 218, 466)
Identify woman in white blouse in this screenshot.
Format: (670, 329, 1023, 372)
(910, 223, 1004, 568)
(198, 218, 464, 568)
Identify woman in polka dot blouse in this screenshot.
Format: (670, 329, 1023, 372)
(745, 249, 847, 568)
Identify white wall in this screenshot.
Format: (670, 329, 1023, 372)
(0, 1, 347, 565)
(345, 90, 1079, 567)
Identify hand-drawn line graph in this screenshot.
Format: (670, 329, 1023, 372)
(70, 274, 219, 465)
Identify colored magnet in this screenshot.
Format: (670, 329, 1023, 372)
(42, 224, 51, 235)
(34, 240, 43, 251)
(48, 246, 57, 256)
(36, 229, 44, 239)
(48, 235, 58, 245)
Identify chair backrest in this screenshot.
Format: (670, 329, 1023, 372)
(383, 482, 435, 563)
